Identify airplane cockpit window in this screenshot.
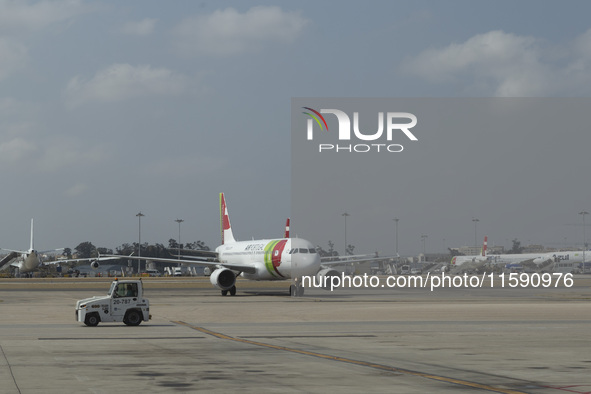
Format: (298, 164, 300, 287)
(289, 248, 316, 254)
(289, 248, 318, 254)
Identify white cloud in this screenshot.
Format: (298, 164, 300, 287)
(402, 30, 551, 96)
(64, 182, 88, 197)
(0, 0, 87, 32)
(37, 140, 106, 173)
(0, 121, 36, 139)
(0, 98, 35, 120)
(402, 29, 591, 96)
(0, 37, 27, 81)
(0, 137, 37, 163)
(0, 0, 89, 81)
(173, 6, 309, 56)
(0, 125, 108, 173)
(121, 18, 157, 36)
(404, 28, 591, 96)
(65, 63, 187, 107)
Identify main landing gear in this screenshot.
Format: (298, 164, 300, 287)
(221, 286, 237, 296)
(289, 284, 305, 297)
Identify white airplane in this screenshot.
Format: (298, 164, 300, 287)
(110, 193, 380, 296)
(451, 237, 489, 267)
(451, 236, 590, 269)
(0, 219, 117, 275)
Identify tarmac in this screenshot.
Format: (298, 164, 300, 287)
(0, 276, 590, 393)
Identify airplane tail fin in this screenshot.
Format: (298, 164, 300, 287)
(220, 193, 236, 245)
(30, 218, 34, 251)
(481, 236, 487, 256)
(284, 218, 290, 238)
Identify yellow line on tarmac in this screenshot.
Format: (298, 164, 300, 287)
(173, 321, 527, 394)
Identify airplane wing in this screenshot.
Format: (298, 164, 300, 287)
(321, 254, 376, 263)
(217, 263, 257, 274)
(167, 249, 218, 259)
(101, 254, 259, 274)
(177, 255, 218, 262)
(320, 254, 393, 268)
(0, 248, 27, 255)
(102, 254, 219, 268)
(41, 256, 123, 265)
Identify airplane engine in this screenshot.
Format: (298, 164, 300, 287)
(316, 268, 340, 290)
(203, 267, 212, 276)
(210, 268, 236, 290)
(90, 260, 100, 269)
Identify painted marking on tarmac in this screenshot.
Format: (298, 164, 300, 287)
(174, 321, 528, 394)
(1, 345, 21, 394)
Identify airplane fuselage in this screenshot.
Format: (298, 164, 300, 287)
(453, 250, 590, 267)
(5, 250, 42, 273)
(215, 237, 320, 280)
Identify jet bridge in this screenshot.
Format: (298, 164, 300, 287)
(0, 251, 19, 271)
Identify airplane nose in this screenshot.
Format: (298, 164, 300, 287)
(291, 254, 319, 278)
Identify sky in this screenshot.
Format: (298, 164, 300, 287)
(291, 98, 591, 257)
(2, 0, 591, 255)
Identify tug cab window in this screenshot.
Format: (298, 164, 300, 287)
(113, 283, 138, 298)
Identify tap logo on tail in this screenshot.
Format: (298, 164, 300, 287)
(220, 193, 235, 245)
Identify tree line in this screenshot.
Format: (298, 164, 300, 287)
(64, 239, 211, 260)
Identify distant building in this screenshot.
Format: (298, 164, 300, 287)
(488, 245, 505, 254)
(457, 246, 482, 256)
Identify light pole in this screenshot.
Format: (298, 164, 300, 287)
(175, 219, 184, 260)
(472, 218, 479, 252)
(393, 218, 399, 257)
(136, 212, 144, 274)
(342, 212, 350, 256)
(580, 211, 588, 273)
